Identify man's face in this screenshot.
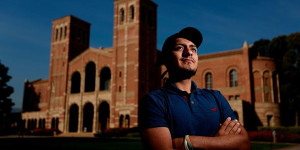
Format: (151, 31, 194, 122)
(169, 38, 198, 73)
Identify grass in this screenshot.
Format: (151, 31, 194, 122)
(0, 136, 298, 150)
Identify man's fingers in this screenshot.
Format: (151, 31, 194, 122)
(224, 119, 238, 134)
(217, 118, 243, 136)
(235, 128, 242, 134)
(216, 117, 231, 136)
(220, 117, 231, 130)
(229, 121, 240, 134)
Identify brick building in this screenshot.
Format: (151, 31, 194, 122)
(22, 0, 280, 134)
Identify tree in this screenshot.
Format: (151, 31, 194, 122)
(281, 32, 300, 126)
(249, 39, 270, 59)
(0, 61, 14, 128)
(268, 35, 288, 69)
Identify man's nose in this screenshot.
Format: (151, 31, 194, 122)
(182, 47, 193, 56)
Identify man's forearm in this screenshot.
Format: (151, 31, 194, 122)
(173, 119, 250, 150)
(190, 134, 250, 150)
(190, 118, 250, 150)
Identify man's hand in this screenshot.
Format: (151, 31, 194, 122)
(143, 118, 250, 150)
(215, 117, 241, 136)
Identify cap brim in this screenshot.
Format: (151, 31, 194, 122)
(177, 27, 203, 48)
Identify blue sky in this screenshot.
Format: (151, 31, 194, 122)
(0, 0, 299, 110)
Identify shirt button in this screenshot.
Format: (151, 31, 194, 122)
(191, 101, 194, 104)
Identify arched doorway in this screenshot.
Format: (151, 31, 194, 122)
(69, 104, 79, 132)
(82, 102, 94, 132)
(98, 101, 110, 132)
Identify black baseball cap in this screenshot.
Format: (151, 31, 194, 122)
(161, 27, 203, 63)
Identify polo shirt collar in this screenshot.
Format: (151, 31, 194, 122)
(164, 80, 201, 95)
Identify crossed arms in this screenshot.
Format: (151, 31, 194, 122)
(141, 117, 251, 150)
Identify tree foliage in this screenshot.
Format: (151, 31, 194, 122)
(0, 61, 14, 115)
(250, 39, 270, 58)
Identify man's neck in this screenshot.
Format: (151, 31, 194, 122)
(173, 78, 192, 94)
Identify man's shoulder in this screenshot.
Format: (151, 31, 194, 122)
(140, 88, 170, 109)
(146, 88, 168, 99)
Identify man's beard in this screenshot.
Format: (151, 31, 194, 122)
(168, 67, 197, 81)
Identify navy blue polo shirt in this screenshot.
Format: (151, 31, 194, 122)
(138, 81, 237, 138)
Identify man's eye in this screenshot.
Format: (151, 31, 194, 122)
(192, 48, 197, 52)
(175, 46, 184, 50)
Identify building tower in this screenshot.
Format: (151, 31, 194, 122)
(48, 16, 90, 130)
(112, 0, 160, 128)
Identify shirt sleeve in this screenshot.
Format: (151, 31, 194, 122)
(214, 90, 237, 121)
(138, 94, 169, 131)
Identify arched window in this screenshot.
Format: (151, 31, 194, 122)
(100, 67, 111, 91)
(205, 72, 213, 89)
(59, 27, 63, 40)
(272, 72, 279, 103)
(55, 28, 59, 41)
(64, 25, 67, 38)
(119, 8, 125, 23)
(71, 72, 81, 93)
(119, 115, 124, 128)
(129, 5, 135, 20)
(230, 69, 238, 87)
(263, 71, 271, 102)
(85, 62, 96, 92)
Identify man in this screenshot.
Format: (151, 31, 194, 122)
(138, 27, 250, 150)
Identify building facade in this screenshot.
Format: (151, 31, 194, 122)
(22, 0, 280, 134)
